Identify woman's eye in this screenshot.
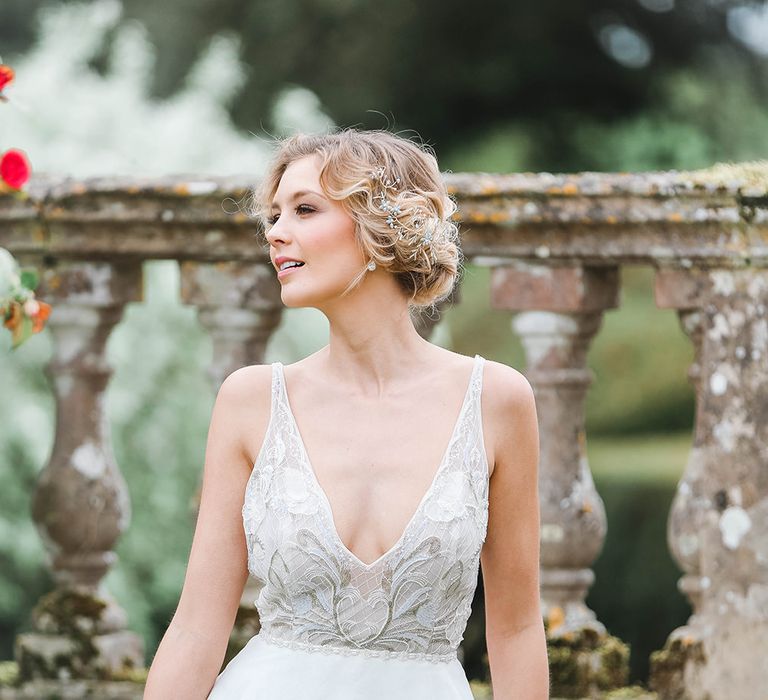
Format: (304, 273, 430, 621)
(266, 204, 314, 226)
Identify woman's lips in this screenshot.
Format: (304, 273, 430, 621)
(277, 263, 305, 279)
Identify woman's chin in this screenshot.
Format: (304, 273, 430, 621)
(280, 290, 319, 309)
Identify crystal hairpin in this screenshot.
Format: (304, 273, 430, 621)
(369, 167, 436, 260)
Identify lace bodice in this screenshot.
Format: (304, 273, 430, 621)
(241, 355, 489, 663)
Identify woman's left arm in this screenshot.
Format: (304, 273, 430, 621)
(480, 361, 549, 700)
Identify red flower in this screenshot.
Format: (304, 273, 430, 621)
(0, 149, 31, 189)
(0, 64, 13, 93)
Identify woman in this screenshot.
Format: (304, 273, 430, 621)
(144, 128, 548, 699)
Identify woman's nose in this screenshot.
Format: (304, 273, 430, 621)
(265, 218, 289, 246)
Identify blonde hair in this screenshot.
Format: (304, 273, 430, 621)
(250, 128, 464, 313)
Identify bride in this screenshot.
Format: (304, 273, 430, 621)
(143, 127, 548, 699)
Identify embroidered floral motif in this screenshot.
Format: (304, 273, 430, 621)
(423, 470, 472, 522)
(241, 355, 490, 663)
(278, 466, 321, 515)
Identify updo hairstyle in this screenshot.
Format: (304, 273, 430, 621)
(250, 128, 464, 312)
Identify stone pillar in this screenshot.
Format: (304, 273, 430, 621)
(650, 267, 768, 700)
(15, 260, 145, 686)
(180, 260, 283, 664)
(490, 262, 629, 698)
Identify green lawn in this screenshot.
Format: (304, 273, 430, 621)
(588, 431, 691, 486)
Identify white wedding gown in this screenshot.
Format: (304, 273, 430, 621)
(208, 354, 490, 699)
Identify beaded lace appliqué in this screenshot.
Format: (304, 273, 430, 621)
(241, 355, 489, 663)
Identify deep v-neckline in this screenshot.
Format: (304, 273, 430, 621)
(276, 355, 481, 570)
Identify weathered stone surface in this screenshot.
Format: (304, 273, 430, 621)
(652, 267, 768, 699)
(490, 263, 619, 312)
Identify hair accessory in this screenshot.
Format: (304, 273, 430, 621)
(368, 167, 438, 264)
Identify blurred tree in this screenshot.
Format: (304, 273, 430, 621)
(3, 0, 766, 170)
(131, 0, 768, 170)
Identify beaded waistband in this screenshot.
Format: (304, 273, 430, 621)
(257, 628, 459, 665)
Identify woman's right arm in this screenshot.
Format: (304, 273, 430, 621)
(143, 365, 271, 699)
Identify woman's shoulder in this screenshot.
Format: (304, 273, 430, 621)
(481, 356, 531, 386)
(220, 363, 274, 397)
(216, 364, 275, 467)
(481, 357, 534, 405)
(481, 359, 537, 460)
(436, 348, 530, 388)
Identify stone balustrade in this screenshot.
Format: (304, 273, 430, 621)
(1, 165, 766, 699)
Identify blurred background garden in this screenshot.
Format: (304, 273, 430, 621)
(1, 0, 767, 688)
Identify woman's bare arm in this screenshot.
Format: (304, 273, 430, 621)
(480, 361, 549, 699)
(143, 365, 271, 699)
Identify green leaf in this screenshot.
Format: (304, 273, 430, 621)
(19, 269, 38, 291)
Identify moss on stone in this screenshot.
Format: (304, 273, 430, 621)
(108, 666, 148, 684)
(648, 634, 706, 699)
(602, 685, 657, 699)
(685, 160, 768, 192)
(469, 679, 493, 700)
(33, 589, 107, 634)
(547, 627, 630, 698)
(17, 588, 120, 682)
(0, 660, 20, 688)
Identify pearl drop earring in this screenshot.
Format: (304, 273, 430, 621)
(367, 260, 376, 271)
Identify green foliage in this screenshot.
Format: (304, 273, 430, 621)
(442, 124, 533, 174)
(569, 60, 768, 172)
(588, 434, 693, 684)
(0, 337, 55, 659)
(443, 60, 768, 174)
(586, 267, 694, 435)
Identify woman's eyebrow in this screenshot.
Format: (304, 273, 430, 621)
(270, 189, 326, 210)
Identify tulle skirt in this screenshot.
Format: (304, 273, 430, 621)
(207, 632, 475, 699)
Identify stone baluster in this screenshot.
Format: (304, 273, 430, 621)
(15, 260, 145, 689)
(489, 261, 629, 696)
(180, 260, 284, 387)
(666, 308, 706, 614)
(650, 267, 768, 700)
(179, 259, 284, 663)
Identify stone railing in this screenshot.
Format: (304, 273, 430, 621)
(1, 165, 766, 699)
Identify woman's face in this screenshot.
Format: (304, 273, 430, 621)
(266, 154, 365, 309)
